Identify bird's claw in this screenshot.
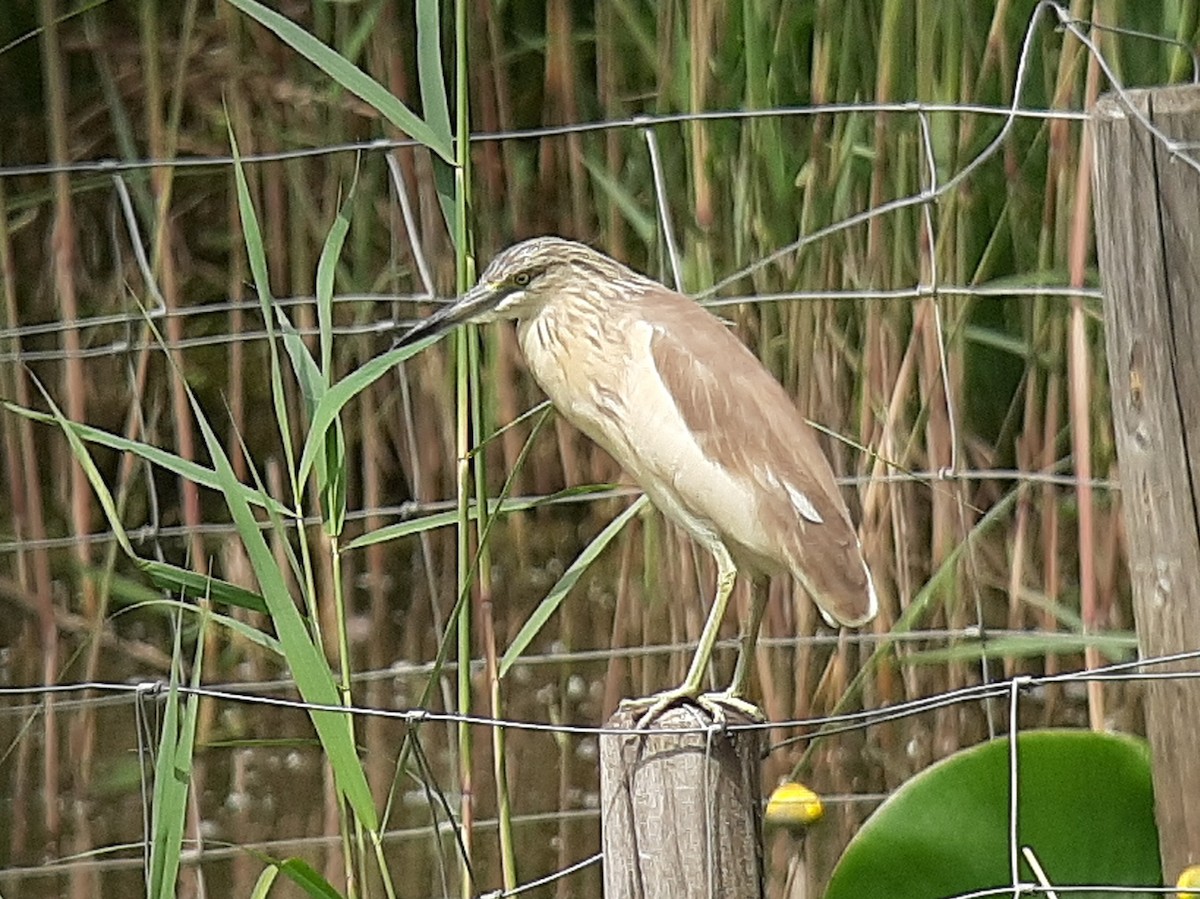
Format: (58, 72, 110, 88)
(620, 688, 764, 730)
(697, 691, 765, 724)
(620, 687, 694, 730)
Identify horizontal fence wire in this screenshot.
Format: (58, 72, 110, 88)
(0, 648, 1195, 740)
(0, 284, 1104, 363)
(0, 625, 1138, 715)
(0, 656, 1196, 894)
(0, 103, 1091, 181)
(0, 465, 1121, 557)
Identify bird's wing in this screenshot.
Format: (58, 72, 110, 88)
(640, 289, 876, 626)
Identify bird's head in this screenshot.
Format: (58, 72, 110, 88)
(394, 236, 645, 348)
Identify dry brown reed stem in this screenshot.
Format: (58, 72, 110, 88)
(0, 196, 24, 585)
(861, 312, 901, 755)
(1069, 25, 1104, 731)
(1039, 1, 1083, 704)
(67, 799, 96, 899)
(75, 338, 153, 780)
(539, 0, 584, 238)
(220, 535, 263, 676)
(742, 579, 778, 719)
(36, 0, 84, 843)
(218, 0, 251, 486)
(1040, 317, 1064, 714)
(321, 754, 346, 890)
(361, 379, 390, 802)
(868, 5, 902, 734)
(771, 578, 793, 719)
(0, 131, 60, 860)
(596, 0, 627, 260)
(553, 715, 572, 899)
(480, 583, 517, 892)
(872, 311, 922, 705)
(9, 684, 34, 862)
(762, 578, 788, 723)
(469, 0, 509, 211)
(492, 328, 529, 555)
(141, 4, 206, 585)
(688, 0, 715, 232)
(633, 519, 654, 698)
(603, 533, 638, 717)
(1008, 430, 1033, 682)
(0, 575, 174, 669)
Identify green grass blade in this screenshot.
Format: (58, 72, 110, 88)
(221, 0, 452, 162)
(346, 509, 461, 549)
(317, 421, 347, 539)
(273, 304, 346, 535)
(140, 560, 269, 615)
(249, 866, 280, 899)
(228, 123, 301, 497)
(28, 379, 135, 558)
(415, 0, 452, 150)
(583, 157, 657, 242)
(101, 594, 281, 659)
(499, 495, 649, 678)
(140, 593, 282, 655)
(148, 610, 205, 898)
(296, 337, 439, 491)
(416, 0, 457, 237)
(2, 404, 292, 517)
(315, 189, 352, 382)
(186, 387, 378, 829)
(276, 306, 325, 420)
(343, 486, 616, 551)
(21, 382, 274, 633)
(312, 195, 351, 535)
(147, 629, 182, 896)
(275, 858, 345, 899)
(900, 632, 1137, 666)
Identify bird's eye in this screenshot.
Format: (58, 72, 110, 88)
(513, 271, 534, 287)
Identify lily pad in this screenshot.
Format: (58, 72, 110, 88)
(825, 729, 1161, 899)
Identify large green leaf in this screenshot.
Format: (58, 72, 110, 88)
(825, 729, 1161, 899)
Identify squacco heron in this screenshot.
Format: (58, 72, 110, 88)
(395, 237, 877, 719)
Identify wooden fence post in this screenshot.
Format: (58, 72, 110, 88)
(1092, 83, 1200, 881)
(600, 705, 764, 898)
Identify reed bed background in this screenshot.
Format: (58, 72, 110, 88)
(0, 1, 1196, 897)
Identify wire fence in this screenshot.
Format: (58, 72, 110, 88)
(2, 1, 1200, 896)
(0, 650, 1195, 895)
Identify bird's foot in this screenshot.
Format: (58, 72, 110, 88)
(696, 690, 765, 724)
(620, 686, 699, 730)
(619, 687, 764, 730)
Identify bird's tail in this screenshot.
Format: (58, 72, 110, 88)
(803, 553, 878, 628)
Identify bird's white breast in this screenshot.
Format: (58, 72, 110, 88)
(517, 307, 772, 557)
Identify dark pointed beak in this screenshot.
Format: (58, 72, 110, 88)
(393, 282, 512, 348)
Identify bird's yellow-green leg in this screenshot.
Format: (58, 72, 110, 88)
(702, 583, 767, 721)
(623, 542, 743, 727)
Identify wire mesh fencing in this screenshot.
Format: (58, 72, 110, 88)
(2, 1, 1200, 896)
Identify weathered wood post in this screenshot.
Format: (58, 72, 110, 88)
(1092, 84, 1200, 880)
(600, 706, 764, 898)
